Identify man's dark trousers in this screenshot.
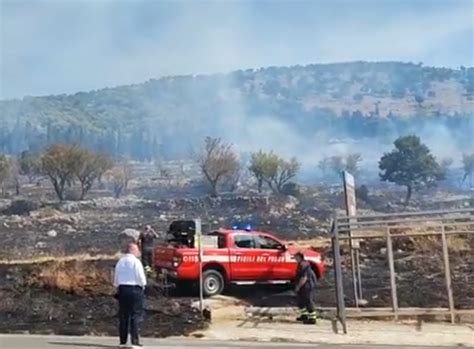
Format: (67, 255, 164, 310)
(142, 248, 153, 268)
(118, 285, 144, 345)
(297, 287, 316, 322)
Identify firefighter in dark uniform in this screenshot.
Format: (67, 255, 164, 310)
(139, 225, 159, 273)
(294, 251, 318, 324)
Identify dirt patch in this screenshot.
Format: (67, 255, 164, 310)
(197, 319, 474, 347)
(0, 259, 206, 337)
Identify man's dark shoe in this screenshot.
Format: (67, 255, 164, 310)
(303, 317, 317, 325)
(296, 315, 308, 322)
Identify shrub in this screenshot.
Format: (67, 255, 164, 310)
(280, 182, 300, 197)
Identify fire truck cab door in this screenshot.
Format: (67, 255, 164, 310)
(230, 234, 262, 280)
(255, 234, 291, 280)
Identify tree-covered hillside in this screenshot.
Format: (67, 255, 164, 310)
(0, 61, 473, 161)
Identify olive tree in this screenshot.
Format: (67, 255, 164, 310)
(0, 154, 10, 196)
(267, 157, 300, 193)
(74, 150, 114, 200)
(379, 135, 444, 205)
(199, 137, 239, 197)
(41, 144, 80, 201)
(319, 153, 362, 178)
(108, 164, 132, 198)
(249, 150, 279, 193)
(462, 153, 474, 185)
(249, 150, 300, 194)
(19, 151, 42, 183)
(345, 153, 362, 174)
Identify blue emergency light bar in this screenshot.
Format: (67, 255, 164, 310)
(231, 223, 253, 231)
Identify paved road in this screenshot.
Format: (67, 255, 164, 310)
(0, 334, 469, 349)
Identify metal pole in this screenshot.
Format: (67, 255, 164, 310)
(350, 248, 359, 308)
(440, 225, 456, 324)
(356, 248, 363, 300)
(343, 171, 359, 308)
(195, 218, 203, 314)
(331, 234, 339, 334)
(332, 215, 347, 334)
(386, 227, 399, 320)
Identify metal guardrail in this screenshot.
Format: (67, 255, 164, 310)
(331, 208, 474, 334)
(336, 208, 474, 220)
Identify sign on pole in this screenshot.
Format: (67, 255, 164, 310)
(342, 171, 358, 248)
(342, 171, 363, 305)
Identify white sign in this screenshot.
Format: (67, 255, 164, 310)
(194, 235, 218, 249)
(342, 171, 359, 248)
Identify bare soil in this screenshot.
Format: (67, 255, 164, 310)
(0, 259, 206, 337)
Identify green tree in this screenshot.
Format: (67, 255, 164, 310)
(345, 153, 362, 174)
(0, 154, 10, 196)
(320, 153, 362, 177)
(74, 150, 114, 200)
(222, 168, 241, 193)
(379, 135, 444, 205)
(249, 150, 300, 194)
(356, 185, 370, 203)
(266, 157, 300, 193)
(41, 144, 80, 201)
(9, 157, 21, 195)
(19, 150, 42, 183)
(461, 153, 474, 184)
(249, 150, 280, 193)
(108, 164, 132, 199)
(199, 137, 240, 197)
(97, 154, 114, 184)
(280, 181, 300, 197)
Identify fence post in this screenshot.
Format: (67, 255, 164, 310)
(440, 225, 456, 324)
(331, 235, 338, 334)
(350, 248, 359, 308)
(350, 247, 363, 307)
(332, 215, 347, 334)
(386, 227, 399, 320)
(356, 249, 363, 300)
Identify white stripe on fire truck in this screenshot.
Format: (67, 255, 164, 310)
(182, 255, 230, 262)
(202, 255, 230, 262)
(181, 254, 321, 264)
(306, 256, 322, 264)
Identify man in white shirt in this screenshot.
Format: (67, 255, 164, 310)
(114, 243, 147, 347)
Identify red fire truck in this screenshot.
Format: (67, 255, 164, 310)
(154, 221, 324, 296)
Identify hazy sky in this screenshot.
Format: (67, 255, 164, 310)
(1, 0, 473, 99)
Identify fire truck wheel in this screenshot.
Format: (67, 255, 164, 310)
(202, 269, 224, 297)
